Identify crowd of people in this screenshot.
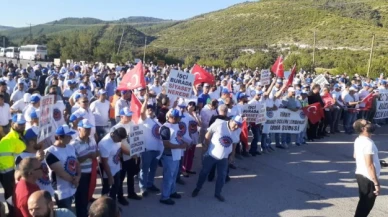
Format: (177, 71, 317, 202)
(0, 59, 385, 217)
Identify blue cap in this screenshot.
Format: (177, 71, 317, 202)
(69, 71, 75, 76)
(232, 115, 243, 127)
(237, 93, 247, 100)
(222, 88, 230, 94)
(381, 80, 387, 85)
(55, 125, 76, 136)
(12, 114, 26, 125)
(42, 68, 48, 74)
(170, 109, 184, 118)
(30, 110, 38, 119)
(30, 94, 41, 103)
(339, 78, 345, 83)
(121, 90, 130, 95)
(77, 119, 94, 128)
(69, 112, 86, 122)
(74, 65, 81, 71)
(333, 84, 340, 88)
(79, 84, 87, 90)
(24, 126, 39, 140)
(74, 93, 83, 101)
(120, 107, 133, 117)
(22, 69, 27, 74)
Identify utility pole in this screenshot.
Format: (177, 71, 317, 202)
(27, 23, 33, 40)
(2, 36, 5, 48)
(312, 30, 316, 73)
(367, 34, 375, 78)
(117, 27, 125, 54)
(143, 36, 147, 64)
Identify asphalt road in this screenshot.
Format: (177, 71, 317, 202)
(1, 126, 388, 216)
(0, 57, 50, 68)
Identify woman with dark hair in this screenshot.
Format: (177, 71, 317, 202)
(182, 101, 201, 177)
(353, 119, 381, 217)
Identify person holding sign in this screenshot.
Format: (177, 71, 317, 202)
(138, 93, 163, 197)
(159, 109, 189, 205)
(280, 87, 302, 147)
(192, 115, 242, 202)
(248, 90, 265, 156)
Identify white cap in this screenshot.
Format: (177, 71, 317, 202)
(23, 93, 31, 103)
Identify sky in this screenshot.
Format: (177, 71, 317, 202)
(0, 0, 248, 27)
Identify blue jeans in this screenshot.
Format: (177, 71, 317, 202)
(56, 196, 73, 210)
(344, 111, 357, 133)
(96, 126, 109, 142)
(139, 150, 160, 190)
(196, 154, 228, 196)
(249, 125, 261, 153)
(274, 133, 281, 146)
(261, 133, 270, 149)
(161, 155, 180, 200)
(281, 133, 291, 145)
(296, 130, 306, 144)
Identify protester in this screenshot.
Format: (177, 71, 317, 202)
(13, 157, 43, 217)
(88, 196, 120, 217)
(28, 190, 76, 217)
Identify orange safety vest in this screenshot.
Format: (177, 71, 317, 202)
(109, 94, 120, 119)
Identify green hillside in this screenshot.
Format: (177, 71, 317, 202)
(151, 0, 388, 56)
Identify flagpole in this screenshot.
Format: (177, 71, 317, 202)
(367, 34, 375, 78)
(143, 37, 147, 64)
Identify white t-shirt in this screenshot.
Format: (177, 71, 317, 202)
(207, 119, 239, 160)
(149, 85, 162, 96)
(90, 100, 110, 126)
(11, 99, 28, 113)
(52, 101, 66, 127)
(354, 136, 380, 181)
(358, 89, 369, 108)
(98, 134, 122, 178)
(200, 104, 218, 128)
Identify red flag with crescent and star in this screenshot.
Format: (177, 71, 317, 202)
(271, 56, 284, 78)
(302, 102, 324, 124)
(361, 92, 374, 110)
(285, 64, 297, 87)
(191, 64, 215, 86)
(130, 94, 142, 124)
(117, 61, 146, 90)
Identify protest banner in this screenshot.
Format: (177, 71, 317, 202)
(374, 89, 388, 119)
(260, 70, 271, 85)
(129, 125, 145, 156)
(38, 95, 55, 143)
(313, 74, 329, 87)
(166, 70, 194, 99)
(265, 108, 307, 133)
(242, 103, 267, 124)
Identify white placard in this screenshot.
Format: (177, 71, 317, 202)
(242, 104, 266, 124)
(166, 70, 194, 99)
(129, 125, 145, 156)
(265, 108, 307, 133)
(260, 70, 271, 85)
(313, 74, 329, 87)
(374, 89, 388, 119)
(38, 95, 55, 143)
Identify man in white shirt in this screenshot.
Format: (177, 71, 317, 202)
(10, 81, 25, 104)
(192, 115, 241, 202)
(99, 127, 128, 204)
(73, 96, 97, 141)
(358, 83, 371, 119)
(353, 119, 380, 216)
(248, 90, 264, 156)
(344, 87, 361, 134)
(24, 94, 41, 125)
(114, 90, 131, 123)
(149, 78, 162, 96)
(90, 89, 110, 142)
(0, 94, 11, 134)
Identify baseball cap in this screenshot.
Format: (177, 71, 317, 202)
(29, 110, 39, 119)
(333, 84, 340, 89)
(24, 126, 39, 140)
(30, 94, 41, 103)
(222, 88, 230, 94)
(276, 79, 283, 84)
(18, 80, 24, 84)
(204, 83, 210, 87)
(381, 80, 387, 85)
(79, 84, 87, 90)
(74, 93, 83, 101)
(119, 107, 133, 117)
(232, 115, 243, 127)
(98, 89, 107, 95)
(23, 93, 31, 103)
(7, 72, 13, 76)
(177, 99, 187, 108)
(137, 87, 146, 91)
(170, 109, 184, 118)
(69, 112, 86, 122)
(12, 114, 26, 125)
(349, 86, 357, 91)
(121, 90, 130, 95)
(237, 93, 248, 100)
(77, 119, 94, 128)
(55, 125, 76, 136)
(256, 90, 263, 95)
(288, 87, 296, 92)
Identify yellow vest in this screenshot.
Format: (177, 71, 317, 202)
(0, 129, 26, 173)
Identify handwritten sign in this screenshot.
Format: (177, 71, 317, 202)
(129, 125, 145, 156)
(313, 74, 329, 87)
(260, 70, 271, 85)
(242, 104, 259, 123)
(38, 95, 54, 143)
(374, 89, 388, 119)
(166, 70, 194, 99)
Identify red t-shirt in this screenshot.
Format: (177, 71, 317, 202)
(13, 179, 40, 217)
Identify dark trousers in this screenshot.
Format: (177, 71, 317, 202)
(323, 111, 332, 134)
(355, 174, 377, 217)
(307, 121, 319, 139)
(196, 155, 228, 196)
(56, 196, 73, 210)
(0, 170, 15, 217)
(75, 173, 91, 217)
(118, 158, 140, 197)
(176, 159, 183, 182)
(208, 159, 230, 181)
(102, 172, 121, 200)
(317, 120, 324, 136)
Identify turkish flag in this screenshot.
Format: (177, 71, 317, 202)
(130, 94, 142, 124)
(191, 64, 215, 86)
(285, 64, 296, 87)
(302, 102, 324, 124)
(117, 62, 146, 90)
(240, 121, 249, 149)
(271, 56, 284, 78)
(88, 159, 97, 201)
(361, 92, 374, 110)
